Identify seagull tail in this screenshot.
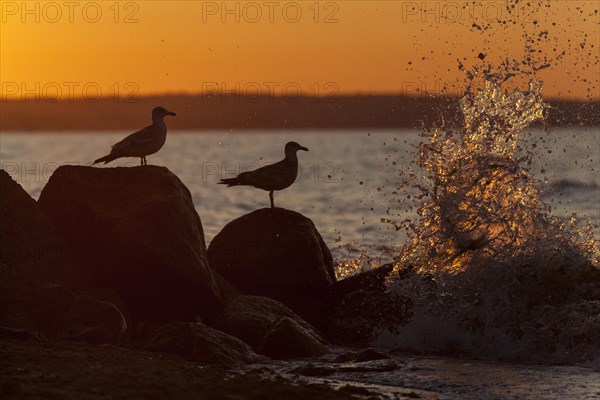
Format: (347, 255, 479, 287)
(218, 178, 243, 187)
(93, 154, 119, 165)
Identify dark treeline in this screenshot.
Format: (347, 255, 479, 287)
(1, 94, 598, 131)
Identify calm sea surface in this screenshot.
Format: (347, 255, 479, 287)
(1, 129, 599, 263)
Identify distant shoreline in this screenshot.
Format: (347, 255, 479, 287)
(3, 127, 600, 135)
(2, 95, 599, 131)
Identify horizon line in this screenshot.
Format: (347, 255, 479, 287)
(2, 92, 598, 103)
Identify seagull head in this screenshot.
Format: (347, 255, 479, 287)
(152, 106, 176, 119)
(285, 141, 309, 156)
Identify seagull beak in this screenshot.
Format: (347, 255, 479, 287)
(300, 146, 309, 151)
(167, 111, 176, 116)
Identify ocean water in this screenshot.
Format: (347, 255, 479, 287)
(264, 354, 600, 400)
(2, 129, 600, 398)
(1, 128, 598, 265)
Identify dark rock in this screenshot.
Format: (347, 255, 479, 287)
(142, 321, 262, 364)
(291, 364, 337, 377)
(332, 263, 395, 301)
(338, 359, 402, 373)
(207, 208, 335, 321)
(219, 295, 326, 357)
(332, 263, 417, 301)
(83, 287, 133, 327)
(212, 272, 240, 306)
(64, 295, 127, 344)
(354, 348, 390, 362)
(326, 317, 378, 348)
(260, 317, 328, 359)
(37, 165, 221, 324)
(0, 326, 46, 341)
(0, 170, 84, 329)
(323, 264, 416, 346)
(0, 170, 84, 287)
(338, 385, 374, 397)
(1, 170, 126, 344)
(29, 284, 127, 344)
(326, 290, 413, 347)
(332, 352, 355, 363)
(286, 297, 332, 333)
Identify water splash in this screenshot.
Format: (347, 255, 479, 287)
(381, 77, 600, 363)
(396, 79, 599, 274)
(343, 0, 600, 362)
(333, 242, 395, 280)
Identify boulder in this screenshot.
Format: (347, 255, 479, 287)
(323, 264, 416, 346)
(219, 295, 327, 357)
(141, 321, 262, 364)
(0, 170, 84, 329)
(325, 290, 413, 347)
(29, 284, 127, 344)
(331, 263, 394, 302)
(207, 208, 335, 319)
(260, 317, 328, 359)
(331, 349, 390, 363)
(354, 348, 390, 362)
(0, 326, 46, 341)
(0, 170, 127, 344)
(37, 165, 221, 324)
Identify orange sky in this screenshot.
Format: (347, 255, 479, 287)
(1, 1, 598, 100)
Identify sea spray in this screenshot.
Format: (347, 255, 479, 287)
(380, 78, 600, 363)
(396, 79, 598, 273)
(326, 0, 600, 362)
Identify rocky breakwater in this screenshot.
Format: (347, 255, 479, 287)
(0, 170, 126, 344)
(208, 208, 337, 327)
(37, 165, 222, 325)
(208, 207, 414, 346)
(3, 164, 413, 366)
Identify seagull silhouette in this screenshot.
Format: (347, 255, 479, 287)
(93, 106, 176, 166)
(219, 141, 309, 208)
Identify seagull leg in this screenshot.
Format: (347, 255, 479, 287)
(269, 191, 275, 208)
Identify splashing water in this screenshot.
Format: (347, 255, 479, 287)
(396, 79, 599, 274)
(381, 78, 600, 364)
(331, 0, 600, 362)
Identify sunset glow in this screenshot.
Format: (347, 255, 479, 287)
(1, 1, 598, 100)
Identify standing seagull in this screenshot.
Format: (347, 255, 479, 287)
(219, 141, 309, 208)
(93, 106, 176, 166)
